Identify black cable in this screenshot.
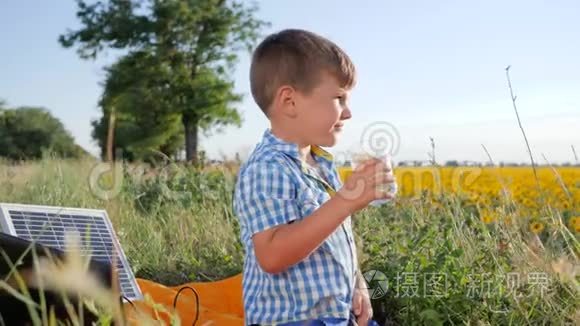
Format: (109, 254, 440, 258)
(117, 287, 200, 326)
(118, 295, 136, 325)
(120, 295, 136, 311)
(172, 286, 200, 326)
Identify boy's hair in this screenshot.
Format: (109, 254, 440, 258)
(250, 29, 356, 116)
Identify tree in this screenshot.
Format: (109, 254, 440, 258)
(0, 106, 87, 160)
(59, 0, 269, 164)
(91, 51, 185, 161)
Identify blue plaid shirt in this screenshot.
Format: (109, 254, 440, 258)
(233, 129, 358, 325)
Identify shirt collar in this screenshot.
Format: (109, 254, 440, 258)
(261, 128, 334, 164)
(261, 128, 340, 194)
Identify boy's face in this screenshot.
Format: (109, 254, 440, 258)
(291, 71, 352, 147)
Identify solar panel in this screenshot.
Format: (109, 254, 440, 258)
(0, 203, 142, 301)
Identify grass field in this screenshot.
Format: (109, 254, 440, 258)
(1, 157, 578, 325)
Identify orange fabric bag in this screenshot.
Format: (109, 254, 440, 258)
(124, 273, 244, 325)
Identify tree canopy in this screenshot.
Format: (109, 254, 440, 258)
(60, 0, 269, 164)
(0, 104, 88, 160)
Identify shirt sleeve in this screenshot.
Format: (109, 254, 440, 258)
(234, 160, 300, 237)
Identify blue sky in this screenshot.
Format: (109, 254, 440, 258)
(1, 0, 579, 164)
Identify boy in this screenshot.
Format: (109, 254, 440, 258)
(233, 29, 395, 326)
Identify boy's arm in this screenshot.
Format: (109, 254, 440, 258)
(253, 194, 354, 274)
(355, 267, 368, 289)
(240, 158, 387, 274)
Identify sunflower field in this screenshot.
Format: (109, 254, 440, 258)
(390, 166, 580, 233)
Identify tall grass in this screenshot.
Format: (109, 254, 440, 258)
(1, 157, 241, 286)
(1, 157, 578, 324)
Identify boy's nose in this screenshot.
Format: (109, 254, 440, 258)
(341, 108, 352, 120)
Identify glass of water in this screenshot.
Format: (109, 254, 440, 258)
(340, 152, 397, 206)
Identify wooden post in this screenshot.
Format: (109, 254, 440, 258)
(106, 107, 116, 162)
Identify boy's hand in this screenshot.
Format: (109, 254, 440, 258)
(337, 158, 395, 212)
(352, 287, 373, 325)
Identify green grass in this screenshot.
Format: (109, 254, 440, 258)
(1, 157, 578, 325)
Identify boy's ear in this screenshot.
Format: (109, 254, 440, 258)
(276, 85, 298, 118)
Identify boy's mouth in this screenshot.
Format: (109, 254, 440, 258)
(333, 123, 344, 131)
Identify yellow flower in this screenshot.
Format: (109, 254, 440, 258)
(337, 166, 353, 183)
(479, 209, 497, 224)
(529, 221, 545, 234)
(562, 201, 571, 210)
(569, 216, 580, 233)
